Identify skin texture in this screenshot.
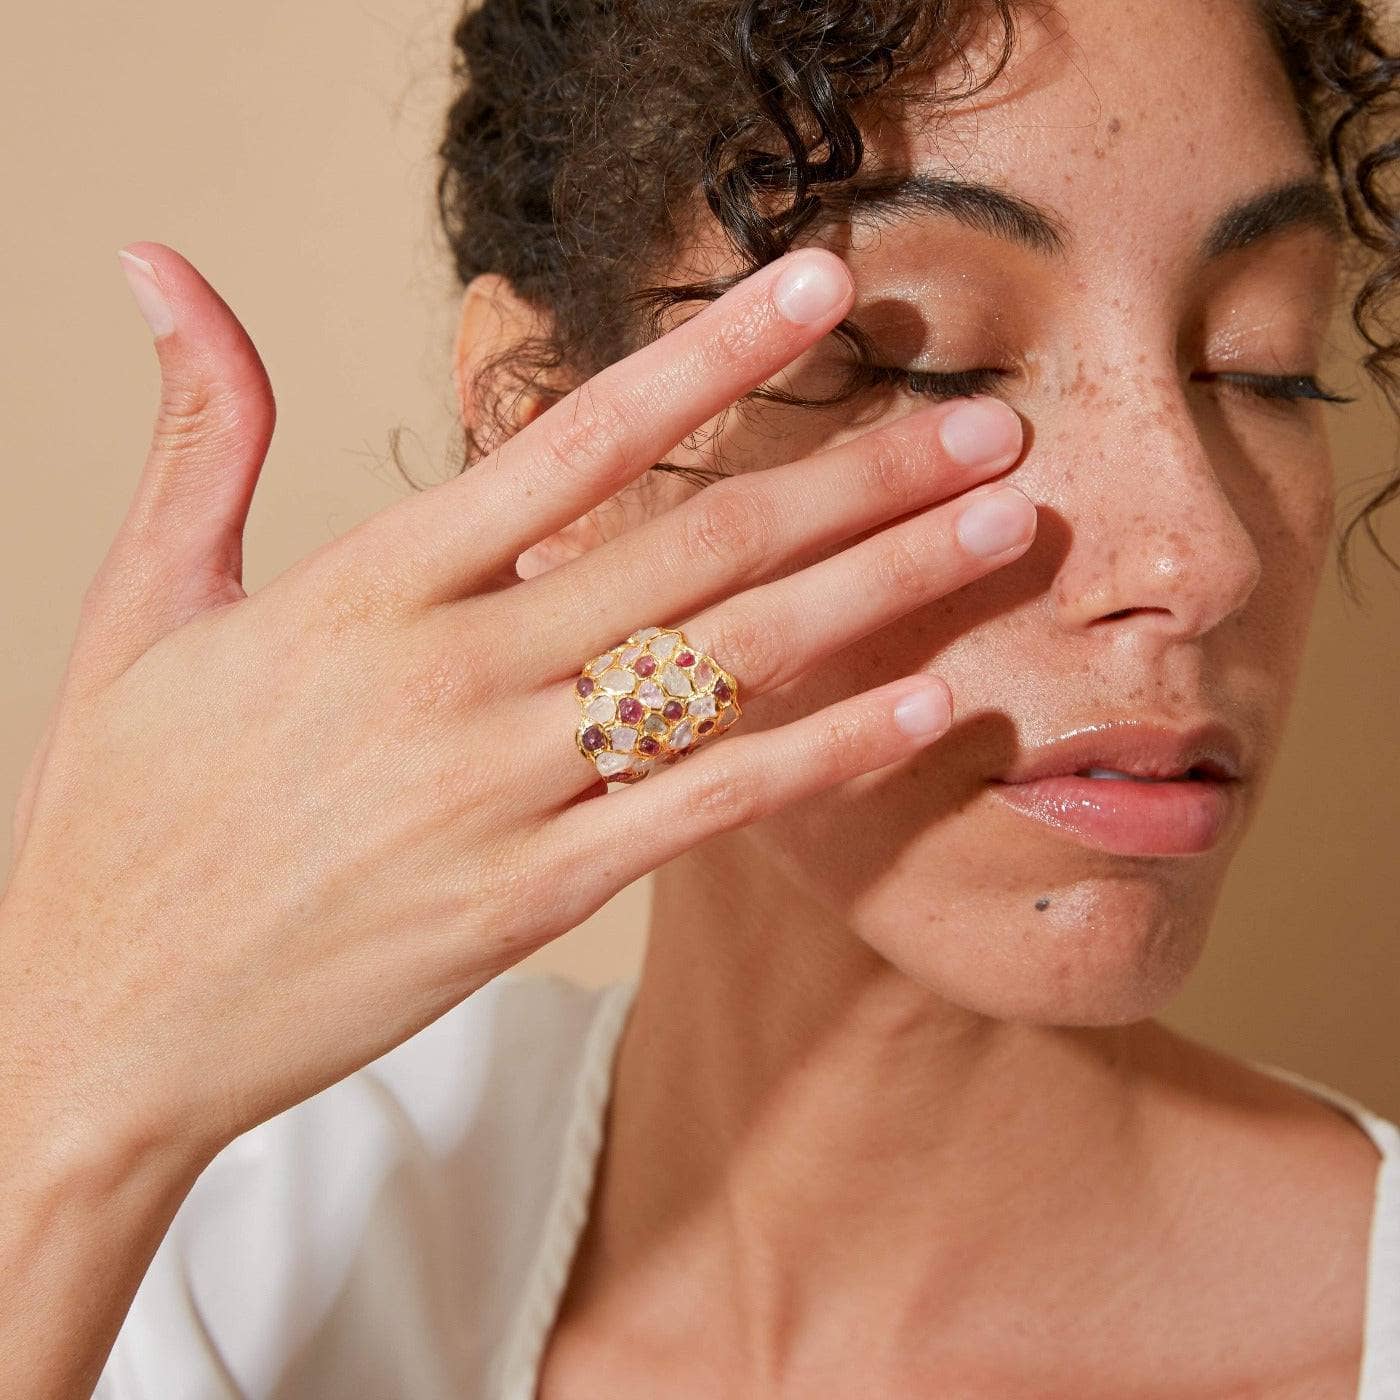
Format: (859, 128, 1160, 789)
(456, 0, 1384, 1394)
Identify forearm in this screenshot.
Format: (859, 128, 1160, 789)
(0, 1091, 209, 1400)
(0, 893, 215, 1400)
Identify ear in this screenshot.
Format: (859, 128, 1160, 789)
(454, 273, 610, 580)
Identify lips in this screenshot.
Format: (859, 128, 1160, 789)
(988, 721, 1245, 856)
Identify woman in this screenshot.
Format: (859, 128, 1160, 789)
(2, 0, 1397, 1394)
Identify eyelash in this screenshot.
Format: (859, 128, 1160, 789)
(862, 366, 1356, 406)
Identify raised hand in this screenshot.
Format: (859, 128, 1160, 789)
(1, 242, 1033, 1172)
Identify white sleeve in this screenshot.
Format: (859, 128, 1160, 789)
(88, 972, 609, 1400)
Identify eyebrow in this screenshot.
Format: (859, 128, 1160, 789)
(814, 171, 1345, 260)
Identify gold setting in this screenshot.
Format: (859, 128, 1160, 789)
(574, 626, 742, 784)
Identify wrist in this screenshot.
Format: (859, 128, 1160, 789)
(0, 908, 222, 1209)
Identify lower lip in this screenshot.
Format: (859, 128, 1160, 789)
(988, 775, 1237, 856)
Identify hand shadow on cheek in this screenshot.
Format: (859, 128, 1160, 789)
(821, 495, 1074, 849)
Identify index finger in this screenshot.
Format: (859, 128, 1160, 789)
(379, 248, 855, 603)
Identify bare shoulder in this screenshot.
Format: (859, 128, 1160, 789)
(1138, 1023, 1380, 1395)
(1145, 1022, 1385, 1186)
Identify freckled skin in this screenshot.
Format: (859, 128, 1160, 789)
(555, 0, 1341, 1025)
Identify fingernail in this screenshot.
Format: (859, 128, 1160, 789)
(772, 252, 851, 324)
(117, 249, 176, 338)
(893, 677, 953, 739)
(938, 398, 1023, 471)
(955, 486, 1037, 558)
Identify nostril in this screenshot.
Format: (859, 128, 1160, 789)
(1089, 605, 1176, 626)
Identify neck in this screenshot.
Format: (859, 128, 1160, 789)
(568, 829, 1194, 1379)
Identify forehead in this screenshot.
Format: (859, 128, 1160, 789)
(861, 0, 1318, 261)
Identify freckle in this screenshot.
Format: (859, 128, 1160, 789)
(1137, 352, 1146, 365)
(1107, 116, 1122, 135)
(1094, 147, 1106, 159)
(1035, 897, 1052, 911)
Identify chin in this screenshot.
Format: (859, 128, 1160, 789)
(756, 768, 1243, 1028)
(862, 873, 1226, 1030)
(857, 843, 1233, 1027)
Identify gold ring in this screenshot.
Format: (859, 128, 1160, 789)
(574, 626, 742, 784)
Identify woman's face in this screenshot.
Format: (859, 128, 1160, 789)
(527, 0, 1347, 1025)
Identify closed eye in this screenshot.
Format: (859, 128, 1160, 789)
(858, 365, 1355, 407)
(1190, 371, 1355, 404)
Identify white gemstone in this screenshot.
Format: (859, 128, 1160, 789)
(695, 660, 715, 686)
(620, 644, 644, 665)
(632, 758, 654, 778)
(600, 667, 633, 693)
(638, 679, 665, 707)
(643, 714, 668, 736)
(660, 664, 692, 697)
(632, 626, 661, 641)
(610, 726, 638, 751)
(586, 695, 616, 723)
(649, 633, 679, 660)
(587, 653, 615, 674)
(594, 751, 634, 777)
(687, 693, 717, 719)
(672, 719, 694, 749)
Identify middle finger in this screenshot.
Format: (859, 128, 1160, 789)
(509, 394, 1025, 677)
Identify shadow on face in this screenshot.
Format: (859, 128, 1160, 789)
(475, 0, 1351, 1026)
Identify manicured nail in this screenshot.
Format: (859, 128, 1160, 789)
(938, 397, 1023, 471)
(772, 252, 852, 324)
(955, 486, 1037, 559)
(117, 249, 176, 338)
(893, 677, 953, 739)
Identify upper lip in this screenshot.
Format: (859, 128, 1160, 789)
(992, 720, 1246, 784)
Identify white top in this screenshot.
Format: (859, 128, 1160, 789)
(92, 972, 1400, 1400)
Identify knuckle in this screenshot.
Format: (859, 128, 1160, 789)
(872, 531, 931, 598)
(305, 544, 404, 638)
(533, 383, 631, 489)
(681, 762, 760, 830)
(705, 296, 768, 368)
(701, 604, 771, 680)
(153, 379, 242, 445)
(811, 708, 868, 769)
(396, 650, 474, 722)
(680, 482, 775, 574)
(857, 430, 922, 504)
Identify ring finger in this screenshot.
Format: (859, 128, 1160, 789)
(528, 471, 1036, 801)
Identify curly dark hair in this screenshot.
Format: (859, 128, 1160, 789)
(431, 0, 1400, 598)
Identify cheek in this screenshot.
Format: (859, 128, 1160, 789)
(1244, 430, 1335, 629)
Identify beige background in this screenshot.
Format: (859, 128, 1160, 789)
(2, 3, 1396, 1118)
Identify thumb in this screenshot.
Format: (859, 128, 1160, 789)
(74, 241, 277, 689)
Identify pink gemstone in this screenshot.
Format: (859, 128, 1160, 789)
(634, 655, 657, 677)
(581, 725, 606, 751)
(676, 650, 695, 667)
(638, 736, 660, 755)
(698, 719, 715, 734)
(714, 679, 732, 701)
(618, 697, 643, 724)
(662, 699, 684, 721)
(575, 675, 595, 698)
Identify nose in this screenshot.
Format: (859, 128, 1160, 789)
(1051, 383, 1263, 640)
